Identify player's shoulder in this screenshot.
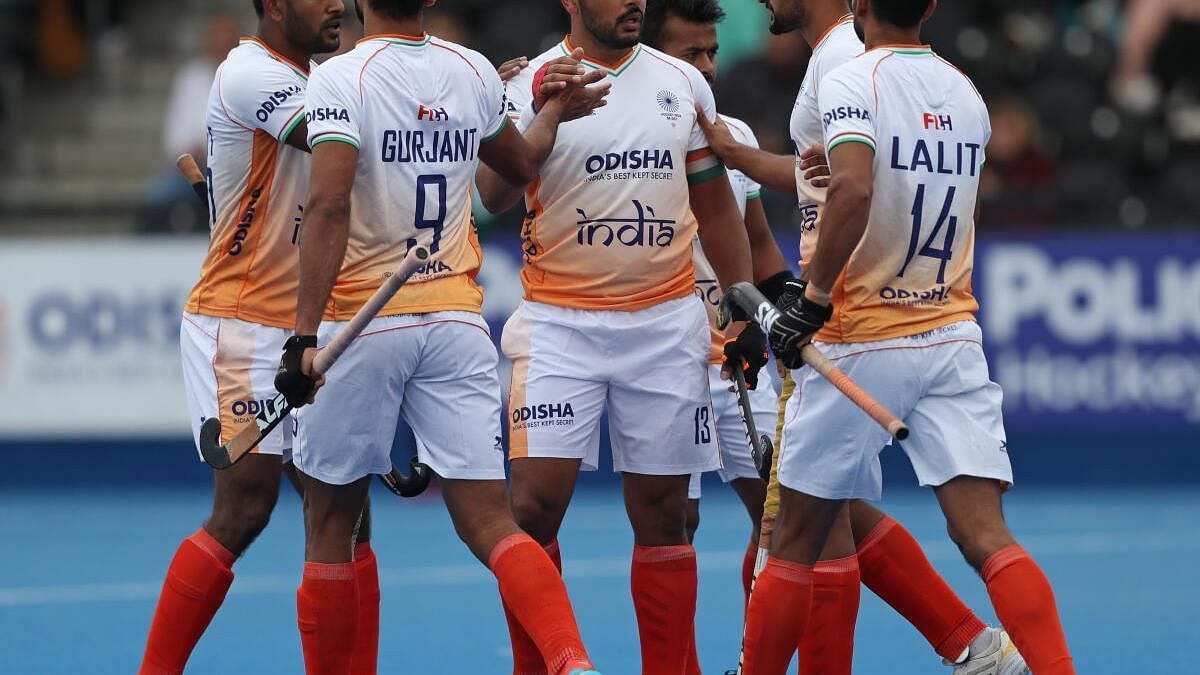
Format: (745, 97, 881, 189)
(220, 39, 305, 84)
(812, 21, 864, 74)
(930, 51, 986, 107)
(718, 114, 758, 146)
(637, 44, 707, 91)
(428, 36, 495, 83)
(823, 49, 880, 88)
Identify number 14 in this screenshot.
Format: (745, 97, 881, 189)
(898, 183, 957, 284)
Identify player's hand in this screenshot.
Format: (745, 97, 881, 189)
(798, 144, 830, 188)
(535, 49, 611, 121)
(722, 323, 769, 390)
(694, 106, 743, 169)
(769, 279, 831, 369)
(497, 56, 529, 82)
(275, 335, 323, 408)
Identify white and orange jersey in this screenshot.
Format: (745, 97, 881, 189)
(304, 33, 508, 320)
(186, 37, 313, 328)
(506, 38, 725, 311)
(816, 45, 990, 343)
(691, 115, 762, 363)
(789, 16, 862, 268)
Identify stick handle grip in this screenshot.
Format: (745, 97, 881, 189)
(800, 344, 909, 440)
(312, 246, 431, 374)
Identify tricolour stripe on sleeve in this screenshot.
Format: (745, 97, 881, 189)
(311, 132, 360, 149)
(686, 148, 724, 183)
(827, 131, 876, 152)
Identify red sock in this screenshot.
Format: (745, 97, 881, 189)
(350, 542, 379, 675)
(139, 528, 236, 675)
(983, 545, 1075, 675)
(491, 535, 592, 675)
(799, 556, 861, 675)
(297, 562, 358, 675)
(503, 540, 562, 675)
(856, 516, 985, 661)
(631, 544, 698, 675)
(742, 540, 758, 609)
(686, 632, 702, 675)
(741, 557, 812, 675)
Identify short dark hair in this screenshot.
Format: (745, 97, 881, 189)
(870, 0, 932, 28)
(642, 0, 726, 48)
(368, 0, 425, 20)
(252, 0, 263, 18)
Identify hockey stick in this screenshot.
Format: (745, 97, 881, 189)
(199, 245, 432, 469)
(731, 366, 774, 482)
(718, 282, 909, 441)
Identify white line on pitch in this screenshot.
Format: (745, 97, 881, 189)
(0, 530, 1193, 608)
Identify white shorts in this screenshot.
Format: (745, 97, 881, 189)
(688, 364, 777, 500)
(180, 312, 295, 460)
(294, 312, 505, 485)
(779, 321, 1012, 501)
(503, 296, 720, 476)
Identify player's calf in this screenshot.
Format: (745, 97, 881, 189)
(933, 476, 1018, 571)
(204, 454, 284, 555)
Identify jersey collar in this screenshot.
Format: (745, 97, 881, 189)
(560, 35, 641, 77)
(813, 14, 854, 52)
(869, 43, 934, 55)
(358, 33, 431, 47)
(240, 36, 309, 78)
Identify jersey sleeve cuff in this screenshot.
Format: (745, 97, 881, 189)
(279, 108, 306, 144)
(687, 164, 727, 185)
(826, 132, 876, 153)
(482, 115, 509, 143)
(311, 132, 360, 149)
(746, 190, 762, 201)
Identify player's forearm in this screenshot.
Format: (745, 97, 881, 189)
(726, 146, 797, 197)
(805, 176, 871, 296)
(694, 192, 754, 289)
(475, 105, 564, 213)
(294, 197, 350, 335)
(744, 200, 791, 283)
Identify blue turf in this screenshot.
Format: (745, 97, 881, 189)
(0, 484, 1195, 674)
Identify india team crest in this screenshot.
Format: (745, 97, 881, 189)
(657, 90, 680, 112)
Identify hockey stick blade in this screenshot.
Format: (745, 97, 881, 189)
(378, 456, 434, 498)
(732, 367, 769, 481)
(198, 393, 292, 470)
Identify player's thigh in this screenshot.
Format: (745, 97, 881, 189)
(181, 313, 295, 461)
(502, 302, 609, 469)
(607, 296, 719, 475)
(900, 333, 1012, 490)
(294, 318, 411, 485)
(402, 314, 507, 480)
(778, 345, 922, 502)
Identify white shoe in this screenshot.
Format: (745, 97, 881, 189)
(945, 627, 1030, 675)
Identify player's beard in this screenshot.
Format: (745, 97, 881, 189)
(284, 4, 341, 55)
(767, 0, 808, 35)
(580, 0, 643, 49)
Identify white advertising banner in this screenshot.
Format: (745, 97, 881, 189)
(0, 237, 207, 438)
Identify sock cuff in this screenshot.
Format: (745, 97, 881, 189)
(632, 544, 696, 564)
(854, 515, 898, 556)
(354, 541, 373, 562)
(763, 556, 813, 584)
(813, 554, 860, 575)
(981, 544, 1029, 582)
(189, 528, 236, 569)
(487, 533, 536, 570)
(303, 561, 356, 581)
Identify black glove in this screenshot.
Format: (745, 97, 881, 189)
(769, 280, 832, 369)
(274, 335, 318, 408)
(723, 323, 769, 390)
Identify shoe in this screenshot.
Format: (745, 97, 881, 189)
(567, 670, 602, 675)
(945, 627, 1030, 675)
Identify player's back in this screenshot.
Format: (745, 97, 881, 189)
(817, 46, 990, 343)
(187, 38, 311, 329)
(305, 34, 509, 320)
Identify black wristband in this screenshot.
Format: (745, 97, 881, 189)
(756, 271, 797, 305)
(284, 335, 317, 350)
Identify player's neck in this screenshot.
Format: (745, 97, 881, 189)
(568, 24, 634, 67)
(362, 9, 424, 40)
(862, 24, 923, 51)
(256, 23, 312, 70)
(800, 1, 851, 50)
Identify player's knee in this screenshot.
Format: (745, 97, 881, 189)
(207, 495, 275, 554)
(945, 520, 1015, 571)
(508, 492, 564, 544)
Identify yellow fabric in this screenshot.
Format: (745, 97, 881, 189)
(758, 370, 794, 549)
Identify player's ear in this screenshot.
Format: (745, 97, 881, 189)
(561, 0, 579, 18)
(263, 0, 286, 23)
(922, 0, 937, 23)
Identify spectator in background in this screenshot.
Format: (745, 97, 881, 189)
(140, 12, 240, 233)
(980, 96, 1056, 228)
(1112, 0, 1200, 115)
